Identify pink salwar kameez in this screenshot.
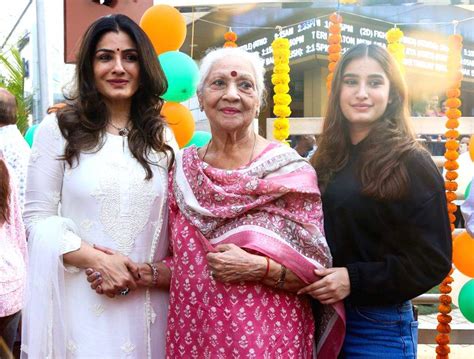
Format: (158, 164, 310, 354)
(165, 143, 345, 358)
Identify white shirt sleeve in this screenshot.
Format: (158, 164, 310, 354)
(461, 175, 474, 237)
(23, 114, 82, 255)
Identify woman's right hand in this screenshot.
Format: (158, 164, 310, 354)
(85, 245, 140, 298)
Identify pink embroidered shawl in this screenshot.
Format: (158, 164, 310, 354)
(173, 143, 345, 358)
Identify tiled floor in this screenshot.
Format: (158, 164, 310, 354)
(418, 308, 474, 358)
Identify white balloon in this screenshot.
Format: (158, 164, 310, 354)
(451, 267, 472, 307)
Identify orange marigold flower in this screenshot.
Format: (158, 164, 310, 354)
(446, 89, 461, 98)
(223, 41, 238, 48)
(328, 34, 342, 45)
(329, 24, 341, 34)
(446, 191, 457, 202)
(436, 334, 450, 345)
(444, 276, 454, 284)
(444, 160, 459, 171)
(328, 44, 342, 53)
(445, 181, 458, 192)
(446, 108, 462, 120)
(224, 31, 238, 42)
(437, 314, 452, 324)
(447, 203, 457, 213)
(445, 129, 459, 139)
(436, 323, 451, 334)
(328, 62, 337, 73)
(329, 12, 343, 24)
(439, 284, 452, 295)
(448, 213, 456, 223)
(446, 118, 460, 129)
(439, 295, 452, 305)
(450, 223, 455, 232)
(435, 344, 451, 355)
(445, 150, 459, 161)
(446, 98, 462, 108)
(328, 53, 340, 62)
(445, 140, 459, 151)
(445, 171, 458, 181)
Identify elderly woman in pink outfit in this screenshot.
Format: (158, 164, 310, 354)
(90, 47, 345, 358)
(0, 155, 27, 354)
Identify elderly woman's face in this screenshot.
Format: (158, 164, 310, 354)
(198, 57, 260, 133)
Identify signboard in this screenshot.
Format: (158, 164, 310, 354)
(240, 16, 474, 79)
(64, 0, 153, 63)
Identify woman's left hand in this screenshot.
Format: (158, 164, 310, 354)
(206, 244, 265, 283)
(297, 267, 351, 304)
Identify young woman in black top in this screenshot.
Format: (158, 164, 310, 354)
(299, 44, 452, 357)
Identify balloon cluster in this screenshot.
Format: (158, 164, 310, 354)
(139, 5, 210, 148)
(452, 136, 474, 325)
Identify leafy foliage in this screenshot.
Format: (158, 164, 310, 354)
(0, 47, 32, 134)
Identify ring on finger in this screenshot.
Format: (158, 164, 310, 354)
(119, 288, 130, 296)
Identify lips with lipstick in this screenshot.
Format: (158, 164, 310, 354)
(220, 107, 241, 115)
(107, 79, 129, 86)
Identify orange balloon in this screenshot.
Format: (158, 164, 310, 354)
(140, 5, 186, 55)
(453, 231, 474, 277)
(469, 135, 474, 162)
(161, 102, 195, 148)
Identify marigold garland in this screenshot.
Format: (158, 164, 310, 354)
(386, 27, 405, 74)
(326, 12, 343, 94)
(223, 30, 238, 48)
(271, 37, 291, 142)
(437, 35, 463, 358)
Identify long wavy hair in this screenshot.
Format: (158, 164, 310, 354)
(311, 44, 422, 200)
(57, 14, 173, 179)
(0, 159, 10, 225)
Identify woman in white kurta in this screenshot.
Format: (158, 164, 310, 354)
(21, 14, 175, 358)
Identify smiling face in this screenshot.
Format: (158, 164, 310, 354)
(198, 57, 260, 134)
(339, 56, 391, 142)
(93, 30, 140, 107)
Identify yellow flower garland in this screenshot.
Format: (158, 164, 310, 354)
(327, 12, 343, 94)
(436, 33, 463, 359)
(386, 27, 405, 74)
(272, 37, 291, 142)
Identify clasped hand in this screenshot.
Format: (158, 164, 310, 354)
(297, 267, 351, 304)
(85, 245, 140, 298)
(206, 243, 265, 283)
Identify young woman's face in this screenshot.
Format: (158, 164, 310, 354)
(339, 56, 390, 138)
(93, 31, 140, 106)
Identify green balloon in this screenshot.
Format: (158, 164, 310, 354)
(465, 181, 472, 200)
(459, 279, 474, 323)
(158, 51, 199, 102)
(24, 124, 39, 148)
(184, 131, 211, 148)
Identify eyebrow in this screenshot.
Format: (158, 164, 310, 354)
(95, 48, 137, 54)
(343, 73, 385, 80)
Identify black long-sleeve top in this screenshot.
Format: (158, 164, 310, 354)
(322, 142, 452, 306)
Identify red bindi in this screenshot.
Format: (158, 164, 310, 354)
(230, 71, 237, 77)
(116, 48, 120, 52)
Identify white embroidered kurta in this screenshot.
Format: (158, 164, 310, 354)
(22, 114, 171, 358)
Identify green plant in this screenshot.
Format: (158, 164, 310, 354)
(0, 46, 32, 134)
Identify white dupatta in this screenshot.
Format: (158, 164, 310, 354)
(21, 216, 79, 358)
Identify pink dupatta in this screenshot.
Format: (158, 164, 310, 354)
(173, 143, 345, 358)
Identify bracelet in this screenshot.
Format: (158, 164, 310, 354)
(261, 257, 270, 281)
(275, 264, 287, 289)
(146, 262, 159, 287)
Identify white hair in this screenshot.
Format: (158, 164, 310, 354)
(197, 47, 266, 108)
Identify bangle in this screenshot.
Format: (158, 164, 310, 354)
(146, 262, 159, 287)
(261, 257, 270, 281)
(275, 264, 287, 289)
